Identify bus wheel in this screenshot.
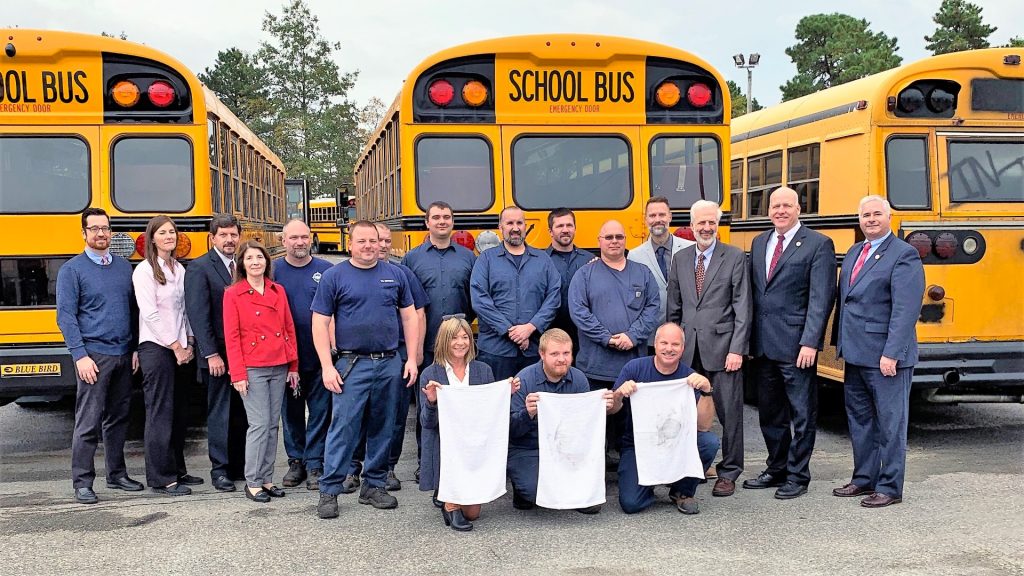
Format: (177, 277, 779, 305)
(311, 235, 320, 254)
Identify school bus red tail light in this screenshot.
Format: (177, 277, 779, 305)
(927, 285, 946, 301)
(906, 232, 932, 259)
(147, 80, 176, 108)
(462, 80, 488, 107)
(655, 82, 681, 108)
(934, 232, 958, 259)
(175, 234, 192, 259)
(452, 231, 475, 251)
(111, 80, 141, 107)
(686, 83, 712, 107)
(135, 234, 147, 258)
(428, 79, 455, 107)
(673, 226, 696, 241)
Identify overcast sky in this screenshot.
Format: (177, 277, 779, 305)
(14, 0, 1023, 108)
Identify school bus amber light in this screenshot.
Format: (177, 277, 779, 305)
(655, 82, 680, 108)
(111, 80, 140, 107)
(462, 80, 488, 107)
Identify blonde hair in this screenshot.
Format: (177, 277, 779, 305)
(432, 318, 476, 366)
(539, 328, 572, 353)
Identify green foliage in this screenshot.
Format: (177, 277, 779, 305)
(199, 48, 272, 137)
(1006, 36, 1024, 48)
(925, 0, 996, 55)
(727, 80, 762, 117)
(781, 13, 902, 101)
(100, 31, 128, 40)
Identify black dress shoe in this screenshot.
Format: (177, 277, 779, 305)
(262, 485, 286, 498)
(212, 475, 236, 492)
(442, 507, 473, 532)
(742, 471, 786, 489)
(177, 474, 204, 486)
(774, 481, 808, 500)
(432, 489, 443, 509)
(106, 476, 144, 492)
(75, 487, 98, 504)
(245, 487, 270, 503)
(152, 483, 191, 496)
(512, 491, 535, 510)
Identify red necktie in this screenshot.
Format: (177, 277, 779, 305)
(849, 242, 871, 285)
(695, 253, 706, 297)
(767, 234, 785, 280)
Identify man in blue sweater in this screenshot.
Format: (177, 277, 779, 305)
(56, 208, 142, 504)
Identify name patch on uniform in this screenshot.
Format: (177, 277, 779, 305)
(380, 279, 397, 284)
(312, 272, 322, 283)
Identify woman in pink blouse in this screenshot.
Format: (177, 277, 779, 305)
(132, 215, 200, 496)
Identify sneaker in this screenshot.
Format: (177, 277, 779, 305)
(340, 474, 360, 494)
(386, 470, 401, 491)
(306, 469, 322, 491)
(283, 460, 306, 487)
(358, 486, 398, 509)
(317, 493, 339, 519)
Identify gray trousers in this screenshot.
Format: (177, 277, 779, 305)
(71, 351, 133, 489)
(240, 365, 287, 487)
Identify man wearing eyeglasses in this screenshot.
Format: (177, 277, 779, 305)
(545, 208, 595, 357)
(627, 196, 695, 333)
(57, 207, 143, 504)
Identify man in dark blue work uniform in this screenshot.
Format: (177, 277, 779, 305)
(545, 207, 595, 357)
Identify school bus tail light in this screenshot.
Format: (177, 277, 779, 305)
(934, 232, 958, 259)
(111, 80, 141, 107)
(175, 234, 192, 258)
(655, 82, 680, 108)
(462, 80, 488, 107)
(927, 285, 946, 301)
(147, 80, 176, 108)
(428, 79, 455, 107)
(109, 233, 136, 258)
(135, 234, 147, 258)
(452, 230, 476, 252)
(686, 83, 712, 108)
(673, 226, 695, 241)
(906, 232, 932, 259)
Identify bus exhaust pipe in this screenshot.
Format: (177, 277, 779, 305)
(942, 369, 961, 386)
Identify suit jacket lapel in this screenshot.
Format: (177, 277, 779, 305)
(850, 235, 894, 291)
(751, 232, 768, 292)
(646, 241, 666, 285)
(211, 250, 231, 286)
(766, 228, 805, 287)
(678, 246, 697, 299)
(697, 244, 724, 304)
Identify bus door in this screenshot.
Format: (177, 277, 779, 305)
(501, 126, 641, 252)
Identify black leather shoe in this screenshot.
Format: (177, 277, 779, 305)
(177, 474, 204, 486)
(244, 487, 270, 503)
(432, 489, 443, 509)
(106, 476, 144, 492)
(282, 460, 306, 487)
(442, 507, 473, 532)
(262, 485, 286, 498)
(742, 471, 786, 489)
(212, 475, 236, 492)
(75, 487, 98, 504)
(152, 483, 191, 496)
(512, 490, 535, 510)
(576, 504, 602, 514)
(774, 481, 808, 499)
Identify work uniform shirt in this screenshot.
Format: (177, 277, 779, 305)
(546, 245, 596, 341)
(393, 262, 430, 347)
(509, 361, 590, 451)
(401, 239, 476, 353)
(274, 257, 334, 372)
(613, 358, 698, 450)
(222, 279, 299, 382)
(311, 260, 413, 354)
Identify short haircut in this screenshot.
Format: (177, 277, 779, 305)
(858, 194, 892, 217)
(539, 328, 572, 353)
(499, 205, 523, 221)
(432, 317, 476, 366)
(282, 218, 309, 234)
(646, 196, 670, 210)
(210, 213, 240, 235)
(655, 322, 685, 344)
(547, 207, 575, 229)
(233, 240, 273, 282)
(426, 201, 453, 218)
(81, 207, 108, 230)
(350, 220, 379, 237)
(689, 200, 723, 223)
(374, 222, 391, 233)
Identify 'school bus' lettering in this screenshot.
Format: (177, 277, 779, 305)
(507, 69, 635, 104)
(0, 69, 89, 104)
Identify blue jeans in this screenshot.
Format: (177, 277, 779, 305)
(281, 368, 331, 471)
(319, 355, 400, 495)
(507, 446, 540, 504)
(618, 430, 720, 514)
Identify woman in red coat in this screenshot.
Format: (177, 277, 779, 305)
(223, 240, 299, 503)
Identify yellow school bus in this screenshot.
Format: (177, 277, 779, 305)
(730, 48, 1024, 402)
(308, 193, 344, 253)
(354, 34, 731, 257)
(0, 29, 286, 403)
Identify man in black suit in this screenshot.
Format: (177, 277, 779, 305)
(745, 187, 836, 499)
(184, 214, 247, 492)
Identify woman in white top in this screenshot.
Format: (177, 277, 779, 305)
(132, 215, 198, 496)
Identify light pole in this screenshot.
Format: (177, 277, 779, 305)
(732, 53, 761, 114)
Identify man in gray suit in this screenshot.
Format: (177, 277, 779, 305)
(666, 200, 751, 497)
(745, 187, 836, 500)
(628, 196, 695, 331)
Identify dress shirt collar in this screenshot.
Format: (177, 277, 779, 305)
(84, 247, 111, 265)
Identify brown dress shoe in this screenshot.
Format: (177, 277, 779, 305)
(712, 477, 735, 497)
(833, 483, 873, 497)
(861, 493, 902, 508)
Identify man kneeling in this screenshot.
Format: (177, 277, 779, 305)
(611, 323, 719, 514)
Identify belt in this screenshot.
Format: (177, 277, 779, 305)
(339, 350, 397, 360)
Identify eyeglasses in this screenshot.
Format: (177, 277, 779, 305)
(600, 234, 626, 241)
(84, 226, 112, 234)
(442, 313, 466, 320)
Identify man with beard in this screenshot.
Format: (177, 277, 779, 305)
(471, 206, 561, 380)
(627, 196, 695, 331)
(545, 207, 595, 356)
(273, 219, 335, 491)
(666, 200, 751, 498)
(185, 214, 247, 492)
(57, 208, 143, 504)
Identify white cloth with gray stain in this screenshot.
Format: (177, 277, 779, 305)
(436, 380, 510, 505)
(629, 378, 704, 486)
(536, 389, 607, 509)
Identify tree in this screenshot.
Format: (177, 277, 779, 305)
(257, 0, 360, 196)
(925, 0, 996, 55)
(781, 13, 902, 101)
(1006, 36, 1024, 48)
(198, 48, 272, 138)
(727, 80, 762, 117)
(100, 31, 128, 40)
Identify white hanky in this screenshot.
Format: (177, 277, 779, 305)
(436, 380, 510, 505)
(535, 389, 607, 509)
(629, 378, 704, 486)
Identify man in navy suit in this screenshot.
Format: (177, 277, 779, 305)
(833, 195, 924, 508)
(745, 187, 836, 499)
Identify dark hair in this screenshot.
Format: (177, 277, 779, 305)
(350, 220, 379, 237)
(233, 241, 273, 282)
(425, 201, 453, 219)
(547, 207, 575, 229)
(81, 207, 108, 230)
(210, 213, 240, 235)
(646, 196, 670, 210)
(143, 215, 178, 286)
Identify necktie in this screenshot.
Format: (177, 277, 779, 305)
(695, 253, 706, 297)
(228, 260, 236, 278)
(767, 234, 785, 280)
(100, 255, 110, 266)
(849, 242, 872, 285)
(656, 246, 668, 279)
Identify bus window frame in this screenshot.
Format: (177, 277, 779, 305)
(413, 133, 496, 214)
(511, 132, 634, 211)
(729, 159, 744, 218)
(787, 142, 821, 215)
(0, 133, 92, 215)
(944, 137, 1024, 204)
(647, 132, 724, 208)
(746, 150, 783, 218)
(885, 134, 932, 210)
(109, 134, 196, 214)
